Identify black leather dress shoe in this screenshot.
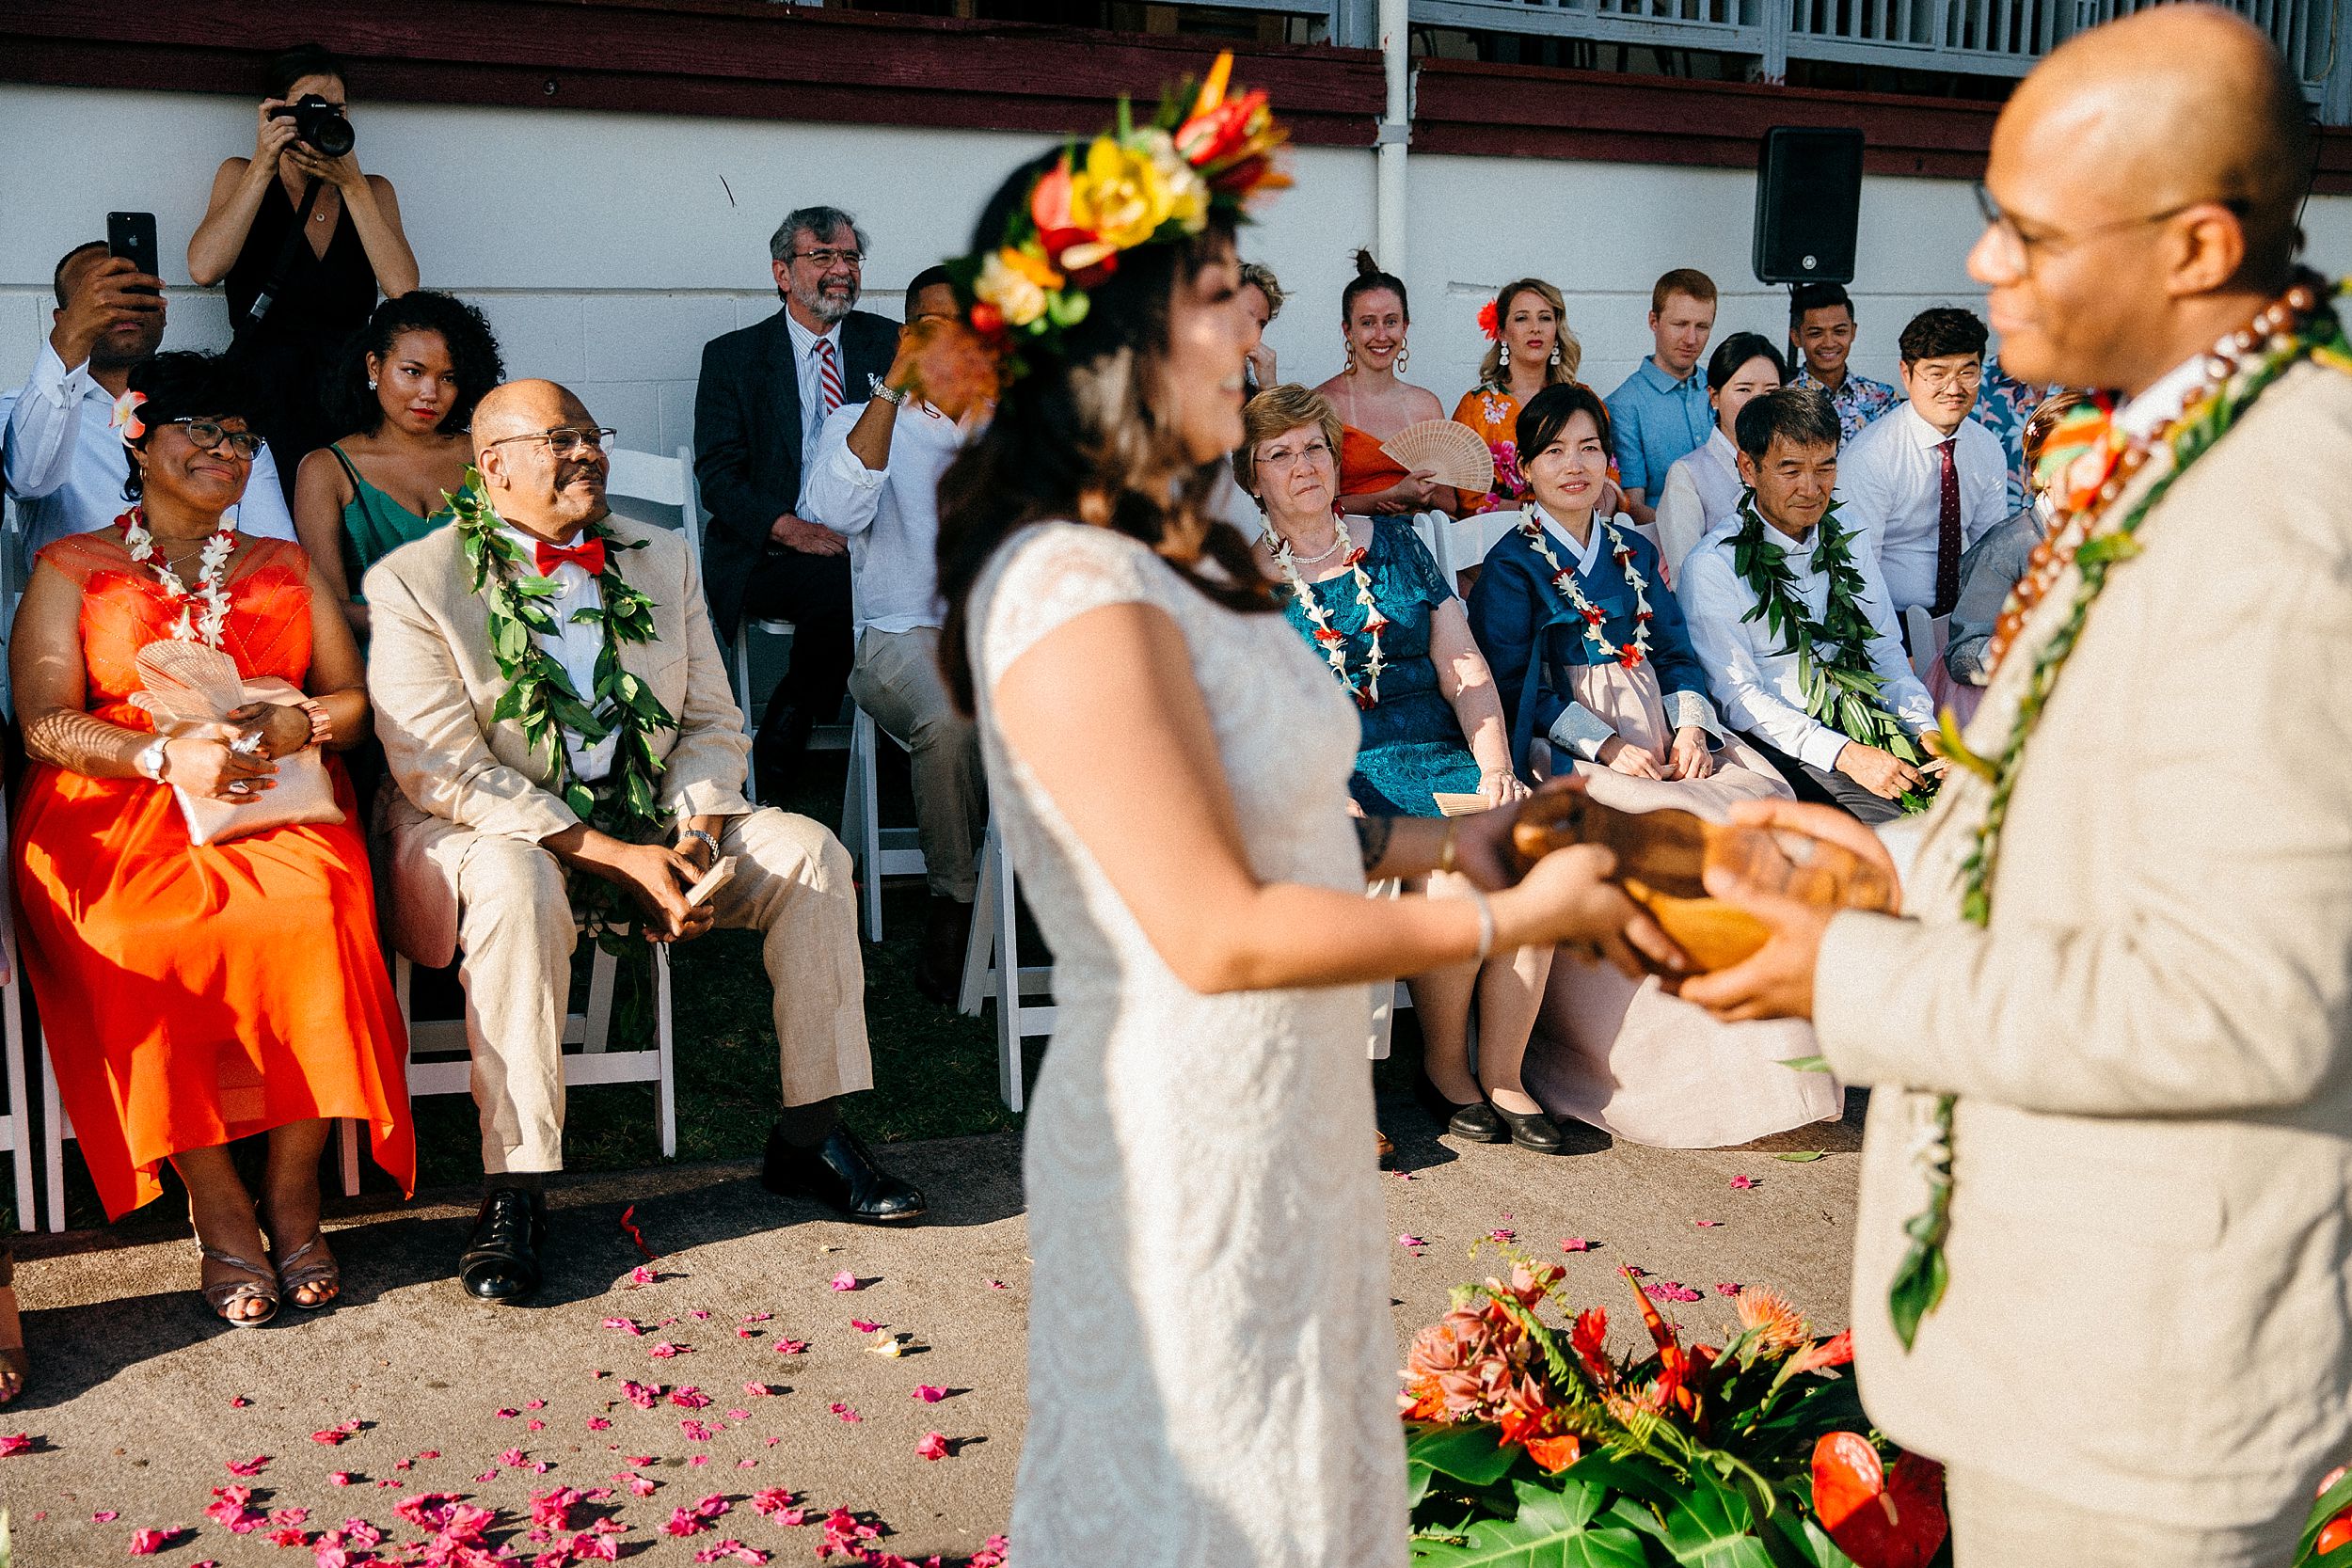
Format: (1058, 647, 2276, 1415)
(1488, 1100, 1565, 1154)
(762, 1124, 927, 1224)
(1417, 1072, 1505, 1142)
(459, 1188, 548, 1303)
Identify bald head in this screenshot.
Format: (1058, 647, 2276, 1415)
(2010, 6, 2308, 285)
(471, 378, 610, 540)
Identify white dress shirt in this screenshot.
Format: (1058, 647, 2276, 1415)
(1831, 400, 2008, 613)
(1678, 510, 1934, 772)
(1654, 427, 1743, 581)
(784, 313, 848, 483)
(803, 397, 964, 635)
(2115, 353, 2208, 440)
(2, 343, 298, 567)
(503, 521, 617, 783)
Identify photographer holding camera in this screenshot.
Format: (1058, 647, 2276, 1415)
(189, 44, 420, 499)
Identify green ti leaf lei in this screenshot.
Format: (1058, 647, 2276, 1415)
(1727, 496, 1934, 813)
(448, 469, 679, 951)
(1884, 275, 2352, 1354)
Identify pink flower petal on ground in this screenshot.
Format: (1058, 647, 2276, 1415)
(225, 1455, 268, 1476)
(524, 1399, 547, 1409)
(648, 1342, 687, 1359)
(93, 1510, 120, 1522)
(690, 1309, 712, 1322)
(475, 1470, 500, 1483)
(828, 1402, 863, 1424)
(912, 1386, 947, 1403)
(527, 1418, 546, 1432)
(501, 1447, 530, 1466)
(1559, 1238, 1592, 1253)
(1715, 1283, 1743, 1296)
(749, 1487, 798, 1516)
(586, 1417, 612, 1432)
(662, 1507, 713, 1538)
(971, 1534, 1010, 1568)
(771, 1338, 809, 1356)
(743, 1383, 774, 1398)
(127, 1527, 182, 1556)
(725, 1409, 751, 1421)
(986, 1278, 1008, 1290)
(914, 1432, 950, 1462)
(496, 1407, 519, 1418)
(628, 1265, 657, 1287)
(828, 1272, 861, 1291)
(1730, 1175, 1756, 1190)
(0, 1434, 30, 1458)
(670, 1387, 713, 1410)
(741, 1311, 772, 1323)
(618, 1471, 660, 1497)
(310, 1428, 353, 1446)
(688, 1453, 711, 1466)
(680, 1419, 715, 1442)
(1395, 1234, 1422, 1249)
(229, 1396, 250, 1409)
(266, 1528, 304, 1547)
(1642, 1281, 1705, 1304)
(1694, 1219, 1724, 1228)
(735, 1328, 760, 1338)
(1489, 1228, 1517, 1243)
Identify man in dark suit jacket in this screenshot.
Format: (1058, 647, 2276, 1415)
(695, 204, 898, 797)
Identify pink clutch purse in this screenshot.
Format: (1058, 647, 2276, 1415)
(128, 642, 343, 847)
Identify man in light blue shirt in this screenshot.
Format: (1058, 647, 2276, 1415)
(4, 241, 296, 572)
(1605, 267, 1718, 528)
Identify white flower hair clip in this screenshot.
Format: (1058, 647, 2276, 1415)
(109, 388, 148, 445)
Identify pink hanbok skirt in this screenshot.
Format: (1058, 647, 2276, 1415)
(1522, 661, 1844, 1148)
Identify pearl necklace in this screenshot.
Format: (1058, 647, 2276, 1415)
(118, 507, 238, 648)
(1267, 515, 1389, 707)
(1517, 509, 1654, 669)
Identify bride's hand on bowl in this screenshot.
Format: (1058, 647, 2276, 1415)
(1494, 844, 1685, 980)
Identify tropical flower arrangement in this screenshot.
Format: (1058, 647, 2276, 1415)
(947, 51, 1288, 376)
(2296, 1457, 2352, 1563)
(1402, 1256, 1949, 1567)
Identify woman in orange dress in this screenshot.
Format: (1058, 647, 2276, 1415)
(11, 353, 412, 1328)
(1312, 250, 1451, 517)
(1451, 277, 1582, 515)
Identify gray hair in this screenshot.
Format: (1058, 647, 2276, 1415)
(770, 206, 869, 263)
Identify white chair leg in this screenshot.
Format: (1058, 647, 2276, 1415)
(583, 945, 618, 1054)
(4, 969, 32, 1235)
(993, 826, 1025, 1114)
(654, 944, 676, 1160)
(735, 622, 756, 748)
(848, 707, 886, 941)
(40, 1041, 66, 1234)
(959, 823, 1001, 1018)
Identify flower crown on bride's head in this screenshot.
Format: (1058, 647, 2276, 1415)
(945, 52, 1290, 379)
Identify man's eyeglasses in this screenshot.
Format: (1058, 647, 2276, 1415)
(482, 426, 616, 459)
(1258, 437, 1335, 471)
(1973, 182, 2248, 278)
(166, 419, 263, 461)
(792, 248, 865, 270)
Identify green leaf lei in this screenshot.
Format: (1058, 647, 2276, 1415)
(1728, 496, 1933, 813)
(447, 469, 679, 949)
(1885, 275, 2352, 1352)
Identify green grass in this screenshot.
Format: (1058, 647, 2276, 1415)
(34, 744, 1022, 1233)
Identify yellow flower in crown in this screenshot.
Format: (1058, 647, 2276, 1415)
(1069, 130, 1205, 252)
(974, 245, 1060, 329)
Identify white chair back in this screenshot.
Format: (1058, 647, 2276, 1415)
(1902, 604, 1949, 683)
(605, 445, 703, 555)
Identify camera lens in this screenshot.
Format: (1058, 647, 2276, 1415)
(287, 94, 356, 158)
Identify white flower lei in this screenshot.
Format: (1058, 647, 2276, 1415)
(1518, 510, 1653, 669)
(1266, 515, 1389, 707)
(119, 506, 238, 648)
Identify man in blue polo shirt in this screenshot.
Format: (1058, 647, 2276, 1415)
(1606, 268, 1718, 527)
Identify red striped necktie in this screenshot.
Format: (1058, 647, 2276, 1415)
(816, 337, 844, 415)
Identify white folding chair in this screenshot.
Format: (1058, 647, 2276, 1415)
(957, 816, 1054, 1112)
(1902, 604, 1949, 683)
(0, 788, 34, 1233)
(1363, 879, 1414, 1063)
(337, 936, 678, 1197)
(840, 706, 928, 941)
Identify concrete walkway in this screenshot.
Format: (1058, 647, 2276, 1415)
(1, 1094, 1862, 1565)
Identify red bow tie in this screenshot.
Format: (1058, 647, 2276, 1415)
(534, 536, 607, 578)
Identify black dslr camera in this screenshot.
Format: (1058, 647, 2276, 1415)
(273, 93, 355, 158)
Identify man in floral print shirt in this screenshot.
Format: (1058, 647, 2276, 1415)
(1787, 281, 1899, 444)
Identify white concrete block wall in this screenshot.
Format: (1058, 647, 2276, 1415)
(4, 81, 2347, 467)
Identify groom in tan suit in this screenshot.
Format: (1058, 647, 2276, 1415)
(368, 379, 924, 1305)
(1686, 10, 2350, 1564)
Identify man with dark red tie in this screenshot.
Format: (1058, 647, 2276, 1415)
(694, 206, 900, 799)
(366, 378, 925, 1305)
(1831, 307, 2010, 627)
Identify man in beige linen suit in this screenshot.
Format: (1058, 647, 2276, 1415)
(1684, 10, 2350, 1563)
(368, 379, 924, 1306)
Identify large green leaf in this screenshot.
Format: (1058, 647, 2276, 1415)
(1660, 1465, 1775, 1568)
(1411, 1479, 1655, 1568)
(2294, 1469, 2352, 1564)
(1407, 1424, 1524, 1488)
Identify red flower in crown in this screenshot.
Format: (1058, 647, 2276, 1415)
(1477, 299, 1502, 341)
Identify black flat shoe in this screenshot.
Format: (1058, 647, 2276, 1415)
(458, 1188, 548, 1304)
(1487, 1100, 1565, 1154)
(762, 1124, 927, 1224)
(1416, 1073, 1505, 1142)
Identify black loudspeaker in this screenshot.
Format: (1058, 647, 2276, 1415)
(1752, 126, 1866, 285)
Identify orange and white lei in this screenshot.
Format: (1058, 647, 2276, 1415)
(1518, 512, 1653, 670)
(1268, 515, 1388, 708)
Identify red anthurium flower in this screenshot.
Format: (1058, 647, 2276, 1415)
(1476, 298, 1501, 341)
(1811, 1433, 1948, 1568)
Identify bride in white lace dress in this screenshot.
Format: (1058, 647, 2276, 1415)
(930, 126, 1675, 1568)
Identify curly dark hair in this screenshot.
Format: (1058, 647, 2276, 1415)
(935, 150, 1272, 716)
(120, 352, 259, 502)
(326, 291, 505, 438)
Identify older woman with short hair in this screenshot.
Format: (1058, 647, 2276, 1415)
(1237, 383, 1559, 1153)
(11, 352, 413, 1327)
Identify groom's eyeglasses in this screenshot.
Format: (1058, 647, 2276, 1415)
(483, 426, 617, 459)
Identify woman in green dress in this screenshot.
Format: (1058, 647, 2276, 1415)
(292, 291, 502, 635)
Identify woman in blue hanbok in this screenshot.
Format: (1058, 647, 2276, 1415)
(1466, 384, 1837, 1148)
(1239, 385, 1562, 1153)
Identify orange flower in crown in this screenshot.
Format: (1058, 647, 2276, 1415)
(947, 51, 1290, 376)
(1477, 298, 1502, 341)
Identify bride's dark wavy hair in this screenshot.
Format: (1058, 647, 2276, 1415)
(936, 150, 1275, 716)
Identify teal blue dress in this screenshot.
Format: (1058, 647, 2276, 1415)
(1272, 517, 1484, 816)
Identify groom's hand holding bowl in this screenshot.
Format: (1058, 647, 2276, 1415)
(1676, 800, 1903, 1023)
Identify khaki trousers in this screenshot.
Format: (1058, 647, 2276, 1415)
(1945, 1465, 2307, 1568)
(845, 626, 985, 903)
(451, 808, 871, 1174)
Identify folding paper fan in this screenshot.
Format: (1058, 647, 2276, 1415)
(1381, 420, 1495, 494)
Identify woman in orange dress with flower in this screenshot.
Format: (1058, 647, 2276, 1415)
(11, 353, 412, 1327)
(1450, 277, 1581, 514)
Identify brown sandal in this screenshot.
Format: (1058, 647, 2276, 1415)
(271, 1235, 341, 1310)
(199, 1243, 279, 1328)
